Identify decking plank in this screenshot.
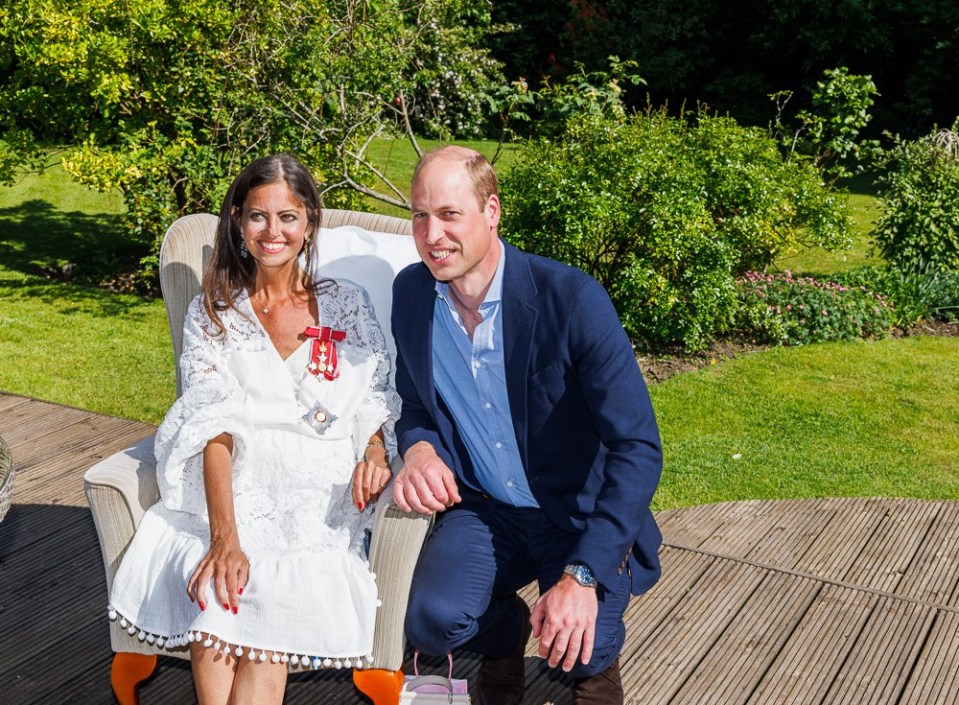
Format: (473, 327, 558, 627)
(12, 414, 150, 470)
(0, 403, 102, 452)
(0, 500, 94, 561)
(827, 597, 935, 704)
(743, 498, 840, 570)
(896, 502, 959, 607)
(841, 499, 940, 593)
(898, 611, 959, 705)
(790, 499, 884, 582)
(670, 571, 822, 704)
(618, 545, 719, 660)
(12, 424, 152, 506)
(694, 499, 782, 558)
(625, 560, 767, 704)
(748, 585, 878, 704)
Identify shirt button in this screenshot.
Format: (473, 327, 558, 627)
(484, 402, 492, 409)
(495, 442, 502, 449)
(507, 480, 514, 488)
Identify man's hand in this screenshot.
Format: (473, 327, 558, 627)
(530, 575, 599, 672)
(392, 441, 462, 514)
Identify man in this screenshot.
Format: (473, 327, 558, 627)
(391, 146, 662, 704)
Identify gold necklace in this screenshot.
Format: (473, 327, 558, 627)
(250, 290, 288, 314)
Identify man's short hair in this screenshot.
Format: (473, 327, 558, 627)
(413, 146, 499, 212)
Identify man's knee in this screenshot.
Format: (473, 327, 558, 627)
(405, 588, 476, 655)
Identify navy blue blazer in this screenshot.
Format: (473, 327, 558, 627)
(391, 241, 663, 595)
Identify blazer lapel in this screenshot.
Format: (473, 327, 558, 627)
(501, 243, 537, 469)
(400, 264, 440, 412)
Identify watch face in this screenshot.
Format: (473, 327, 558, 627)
(565, 564, 596, 587)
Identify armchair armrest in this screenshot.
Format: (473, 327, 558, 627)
(83, 435, 160, 594)
(366, 479, 434, 671)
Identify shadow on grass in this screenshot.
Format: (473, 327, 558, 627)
(0, 199, 146, 283)
(836, 169, 882, 197)
(0, 275, 162, 318)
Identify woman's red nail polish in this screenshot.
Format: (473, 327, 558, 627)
(223, 603, 229, 611)
(199, 602, 206, 611)
(357, 501, 364, 511)
(232, 606, 238, 614)
(238, 587, 244, 595)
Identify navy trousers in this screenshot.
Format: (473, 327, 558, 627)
(404, 492, 631, 679)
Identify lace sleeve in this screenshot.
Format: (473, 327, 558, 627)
(153, 296, 254, 515)
(320, 281, 402, 462)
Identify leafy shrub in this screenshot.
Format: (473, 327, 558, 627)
(501, 108, 849, 350)
(833, 264, 959, 326)
(497, 56, 645, 140)
(691, 113, 850, 273)
(772, 67, 880, 182)
(736, 271, 894, 346)
(874, 120, 959, 274)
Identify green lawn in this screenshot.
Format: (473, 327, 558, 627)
(650, 336, 959, 509)
(774, 192, 884, 274)
(1, 153, 957, 507)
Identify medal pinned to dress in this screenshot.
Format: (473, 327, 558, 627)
(304, 325, 347, 380)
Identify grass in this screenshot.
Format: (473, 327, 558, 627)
(650, 336, 959, 509)
(0, 164, 175, 422)
(0, 273, 174, 422)
(774, 172, 885, 275)
(1, 150, 957, 507)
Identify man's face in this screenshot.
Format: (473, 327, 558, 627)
(410, 158, 501, 294)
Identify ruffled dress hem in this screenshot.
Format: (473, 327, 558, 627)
(107, 604, 380, 669)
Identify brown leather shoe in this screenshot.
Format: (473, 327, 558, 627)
(572, 657, 624, 705)
(476, 597, 532, 705)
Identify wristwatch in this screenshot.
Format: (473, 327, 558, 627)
(563, 563, 598, 588)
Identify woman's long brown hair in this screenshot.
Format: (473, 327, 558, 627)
(202, 153, 332, 336)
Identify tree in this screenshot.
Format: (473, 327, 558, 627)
(486, 0, 959, 136)
(0, 0, 503, 273)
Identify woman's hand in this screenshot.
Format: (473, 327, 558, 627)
(187, 535, 249, 614)
(352, 455, 392, 511)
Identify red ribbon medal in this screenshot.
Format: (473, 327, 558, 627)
(304, 325, 347, 380)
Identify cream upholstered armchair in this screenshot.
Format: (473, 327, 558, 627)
(83, 210, 431, 705)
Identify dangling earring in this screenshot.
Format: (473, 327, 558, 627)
(239, 239, 249, 259)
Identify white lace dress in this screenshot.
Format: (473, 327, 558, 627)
(108, 279, 401, 667)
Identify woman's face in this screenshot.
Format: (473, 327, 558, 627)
(239, 181, 313, 276)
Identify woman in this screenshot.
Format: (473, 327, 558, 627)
(108, 154, 400, 704)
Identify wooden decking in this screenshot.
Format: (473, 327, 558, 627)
(2, 390, 958, 704)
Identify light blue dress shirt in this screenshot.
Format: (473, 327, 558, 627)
(431, 248, 538, 507)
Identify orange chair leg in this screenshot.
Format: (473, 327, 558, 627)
(353, 667, 404, 705)
(111, 652, 158, 705)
